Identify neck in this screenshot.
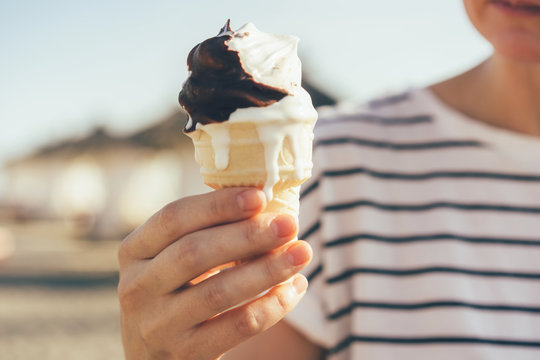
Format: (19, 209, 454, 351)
(431, 54, 540, 136)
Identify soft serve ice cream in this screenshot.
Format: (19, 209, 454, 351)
(179, 20, 317, 212)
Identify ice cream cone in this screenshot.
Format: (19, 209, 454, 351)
(179, 21, 318, 220)
(186, 121, 314, 216)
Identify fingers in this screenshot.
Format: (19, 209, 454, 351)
(187, 274, 308, 360)
(120, 188, 266, 260)
(142, 212, 298, 294)
(167, 240, 312, 329)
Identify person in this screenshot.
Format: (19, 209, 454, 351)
(117, 1, 540, 359)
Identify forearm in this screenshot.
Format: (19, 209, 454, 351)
(222, 320, 325, 360)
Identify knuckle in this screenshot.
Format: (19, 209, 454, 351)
(117, 277, 141, 310)
(261, 255, 277, 283)
(172, 334, 195, 360)
(158, 201, 179, 239)
(139, 318, 161, 345)
(244, 217, 262, 246)
(208, 193, 225, 219)
(203, 281, 229, 311)
(273, 290, 290, 315)
(117, 239, 131, 266)
(172, 348, 189, 360)
(175, 236, 200, 270)
(208, 191, 229, 219)
(234, 307, 262, 337)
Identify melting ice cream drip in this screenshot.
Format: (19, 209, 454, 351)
(199, 120, 310, 201)
(197, 123, 231, 170)
(256, 123, 284, 200)
(286, 124, 311, 180)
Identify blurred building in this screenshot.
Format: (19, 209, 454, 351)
(2, 79, 336, 239)
(3, 111, 206, 239)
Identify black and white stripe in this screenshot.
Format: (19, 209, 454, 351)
(314, 137, 484, 151)
(329, 335, 540, 355)
(317, 114, 433, 127)
(325, 232, 540, 247)
(328, 300, 540, 320)
(368, 91, 410, 109)
(323, 200, 540, 213)
(322, 167, 540, 182)
(326, 266, 540, 284)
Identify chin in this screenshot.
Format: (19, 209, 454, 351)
(463, 0, 540, 63)
(493, 31, 540, 63)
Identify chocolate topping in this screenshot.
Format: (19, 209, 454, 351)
(179, 20, 288, 132)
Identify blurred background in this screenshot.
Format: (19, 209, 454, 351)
(0, 0, 491, 358)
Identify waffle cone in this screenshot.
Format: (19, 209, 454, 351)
(186, 122, 313, 216)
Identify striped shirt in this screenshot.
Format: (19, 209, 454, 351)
(285, 87, 540, 360)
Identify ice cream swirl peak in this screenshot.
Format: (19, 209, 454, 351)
(179, 20, 295, 132)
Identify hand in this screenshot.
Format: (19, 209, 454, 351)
(117, 188, 312, 360)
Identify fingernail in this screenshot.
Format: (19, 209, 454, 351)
(286, 242, 311, 267)
(237, 189, 264, 211)
(292, 275, 308, 295)
(271, 215, 297, 238)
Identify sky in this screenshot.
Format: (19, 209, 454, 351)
(0, 0, 492, 195)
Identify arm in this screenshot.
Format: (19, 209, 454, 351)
(117, 188, 313, 360)
(222, 320, 325, 360)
